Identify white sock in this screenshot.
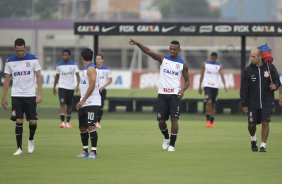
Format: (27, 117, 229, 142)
(260, 142, 266, 148)
(251, 134, 257, 141)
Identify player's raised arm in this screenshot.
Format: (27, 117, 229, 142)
(129, 39, 164, 63)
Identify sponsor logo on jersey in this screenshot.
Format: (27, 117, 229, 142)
(13, 71, 31, 76)
(163, 69, 179, 76)
(26, 62, 31, 67)
(164, 88, 175, 93)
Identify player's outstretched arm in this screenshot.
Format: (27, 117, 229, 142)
(129, 39, 164, 63)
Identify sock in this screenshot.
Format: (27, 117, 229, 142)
(98, 109, 103, 122)
(60, 113, 65, 122)
(90, 130, 98, 153)
(91, 147, 97, 154)
(210, 117, 214, 124)
(80, 131, 89, 149)
(15, 123, 23, 149)
(29, 124, 37, 140)
(260, 142, 266, 148)
(160, 128, 169, 139)
(83, 146, 88, 153)
(251, 134, 257, 142)
(169, 133, 178, 147)
(206, 114, 210, 121)
(66, 115, 71, 123)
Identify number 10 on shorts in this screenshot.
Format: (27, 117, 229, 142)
(88, 112, 95, 123)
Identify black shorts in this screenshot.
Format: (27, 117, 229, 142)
(156, 94, 180, 121)
(78, 106, 100, 127)
(204, 87, 218, 103)
(248, 108, 272, 124)
(99, 89, 107, 108)
(58, 88, 74, 106)
(11, 97, 38, 121)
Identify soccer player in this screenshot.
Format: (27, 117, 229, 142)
(1, 38, 42, 156)
(240, 48, 280, 152)
(53, 49, 80, 128)
(129, 39, 189, 152)
(95, 54, 112, 123)
(198, 52, 227, 128)
(76, 48, 101, 159)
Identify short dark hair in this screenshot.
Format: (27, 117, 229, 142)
(170, 40, 180, 48)
(81, 48, 93, 61)
(96, 53, 104, 59)
(210, 52, 218, 57)
(62, 49, 71, 55)
(14, 38, 25, 48)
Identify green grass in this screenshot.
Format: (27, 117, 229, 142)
(0, 112, 282, 184)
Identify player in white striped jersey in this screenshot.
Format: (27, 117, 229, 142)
(1, 38, 42, 156)
(95, 54, 112, 123)
(53, 49, 80, 128)
(198, 52, 227, 128)
(76, 48, 101, 159)
(129, 39, 189, 152)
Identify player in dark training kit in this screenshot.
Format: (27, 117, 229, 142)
(129, 39, 189, 152)
(1, 38, 42, 156)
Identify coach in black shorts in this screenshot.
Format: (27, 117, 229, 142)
(240, 47, 280, 152)
(129, 39, 189, 152)
(1, 38, 42, 156)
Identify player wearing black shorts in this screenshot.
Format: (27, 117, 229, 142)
(129, 39, 189, 152)
(240, 47, 280, 152)
(76, 48, 101, 159)
(95, 54, 112, 124)
(198, 52, 227, 128)
(53, 49, 80, 128)
(1, 38, 42, 156)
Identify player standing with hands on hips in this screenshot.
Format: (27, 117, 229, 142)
(129, 39, 189, 152)
(76, 48, 101, 159)
(1, 38, 42, 156)
(240, 45, 280, 152)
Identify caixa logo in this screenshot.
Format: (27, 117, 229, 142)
(13, 71, 31, 76)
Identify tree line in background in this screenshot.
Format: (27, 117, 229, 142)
(0, 0, 219, 20)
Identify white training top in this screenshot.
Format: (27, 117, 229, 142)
(96, 65, 112, 88)
(4, 53, 41, 97)
(158, 55, 184, 95)
(56, 60, 79, 90)
(202, 61, 221, 88)
(80, 63, 101, 107)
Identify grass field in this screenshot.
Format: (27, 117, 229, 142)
(0, 87, 282, 184)
(0, 112, 282, 184)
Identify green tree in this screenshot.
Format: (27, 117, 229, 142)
(0, 0, 58, 19)
(154, 0, 219, 19)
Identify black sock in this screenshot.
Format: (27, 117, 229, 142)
(60, 114, 65, 122)
(29, 124, 37, 140)
(210, 117, 215, 124)
(98, 109, 103, 122)
(15, 123, 23, 149)
(90, 131, 98, 154)
(80, 131, 89, 150)
(66, 115, 71, 123)
(206, 114, 210, 121)
(161, 128, 169, 139)
(169, 134, 177, 147)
